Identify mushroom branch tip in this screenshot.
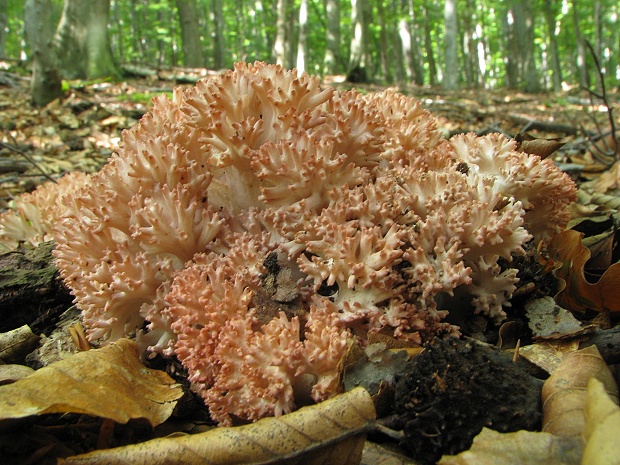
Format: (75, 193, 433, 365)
(6, 62, 577, 424)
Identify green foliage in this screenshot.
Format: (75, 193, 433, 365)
(6, 0, 620, 91)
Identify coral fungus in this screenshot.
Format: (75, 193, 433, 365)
(47, 62, 576, 423)
(0, 172, 91, 249)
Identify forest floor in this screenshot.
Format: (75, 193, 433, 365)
(1, 67, 620, 465)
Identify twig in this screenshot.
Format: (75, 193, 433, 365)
(0, 140, 56, 184)
(582, 40, 618, 163)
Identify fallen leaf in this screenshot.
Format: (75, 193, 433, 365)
(518, 341, 579, 374)
(0, 338, 182, 427)
(548, 230, 620, 313)
(582, 378, 620, 465)
(437, 428, 582, 465)
(541, 345, 618, 437)
(525, 297, 583, 338)
(515, 133, 568, 159)
(0, 324, 40, 363)
(59, 386, 376, 465)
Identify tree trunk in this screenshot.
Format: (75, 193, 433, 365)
(571, 0, 589, 88)
(0, 0, 7, 57)
(347, 0, 368, 83)
(296, 0, 308, 74)
(514, 0, 540, 92)
(422, 6, 437, 86)
(211, 0, 225, 68)
(443, 0, 459, 89)
(176, 0, 205, 68)
(273, 0, 287, 65)
(502, 4, 519, 88)
(24, 0, 62, 107)
(543, 0, 563, 91)
(54, 0, 120, 80)
(376, 0, 391, 82)
(324, 0, 340, 74)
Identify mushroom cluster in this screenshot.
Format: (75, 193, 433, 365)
(49, 62, 576, 424)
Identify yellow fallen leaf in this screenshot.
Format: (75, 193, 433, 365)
(0, 338, 182, 426)
(541, 345, 618, 438)
(437, 428, 582, 465)
(581, 378, 620, 465)
(548, 229, 620, 314)
(60, 386, 376, 465)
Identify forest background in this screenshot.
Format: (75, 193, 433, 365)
(0, 0, 619, 100)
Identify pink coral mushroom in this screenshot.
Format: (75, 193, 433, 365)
(50, 62, 577, 424)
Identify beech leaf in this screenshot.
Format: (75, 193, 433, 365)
(548, 229, 620, 313)
(437, 428, 582, 465)
(582, 378, 620, 465)
(59, 386, 376, 465)
(0, 338, 182, 426)
(541, 345, 619, 438)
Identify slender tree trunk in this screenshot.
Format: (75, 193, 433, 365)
(422, 6, 437, 86)
(212, 0, 225, 68)
(234, 0, 246, 60)
(324, 0, 340, 74)
(443, 0, 458, 89)
(399, 16, 414, 82)
(286, 6, 296, 67)
(347, 0, 368, 82)
(0, 0, 7, 57)
(515, 0, 540, 92)
(24, 0, 62, 106)
(273, 0, 287, 65)
(572, 0, 589, 88)
(376, 0, 391, 82)
(296, 0, 308, 74)
(543, 0, 563, 91)
(54, 0, 119, 79)
(502, 5, 518, 88)
(176, 0, 205, 68)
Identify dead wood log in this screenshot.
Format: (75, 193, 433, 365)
(0, 241, 73, 335)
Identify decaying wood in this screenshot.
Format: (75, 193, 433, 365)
(0, 241, 73, 335)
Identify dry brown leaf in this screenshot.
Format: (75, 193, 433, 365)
(515, 133, 568, 159)
(59, 386, 376, 465)
(548, 229, 620, 314)
(437, 428, 582, 465)
(0, 363, 35, 384)
(582, 378, 620, 465)
(518, 341, 580, 374)
(0, 324, 40, 363)
(541, 345, 618, 437)
(0, 338, 182, 426)
(361, 441, 419, 465)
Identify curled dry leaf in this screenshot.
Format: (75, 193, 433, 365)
(0, 338, 182, 427)
(548, 229, 620, 314)
(0, 324, 40, 363)
(59, 386, 376, 465)
(541, 345, 619, 438)
(437, 427, 582, 465)
(582, 378, 620, 465)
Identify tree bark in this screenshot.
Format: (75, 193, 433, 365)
(324, 0, 340, 74)
(443, 0, 459, 89)
(24, 0, 63, 107)
(296, 0, 308, 74)
(514, 0, 540, 92)
(422, 6, 437, 86)
(176, 0, 205, 68)
(54, 0, 120, 80)
(211, 0, 225, 68)
(273, 0, 287, 66)
(571, 0, 589, 88)
(346, 0, 368, 83)
(543, 0, 563, 91)
(0, 0, 7, 57)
